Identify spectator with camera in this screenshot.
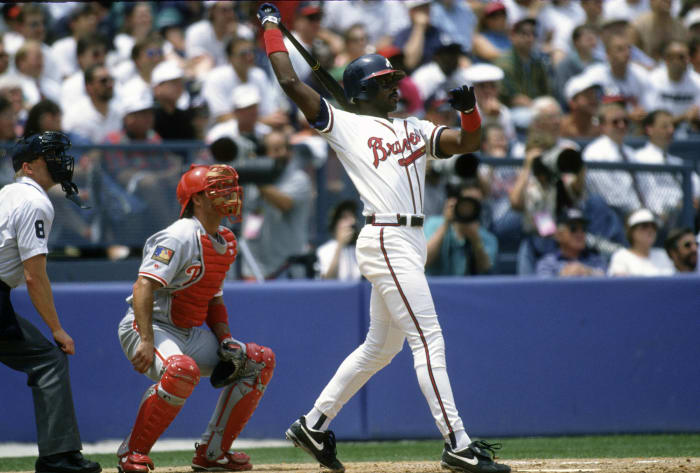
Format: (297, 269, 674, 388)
(535, 208, 607, 277)
(608, 208, 675, 276)
(424, 183, 498, 276)
(509, 133, 587, 275)
(316, 200, 362, 281)
(664, 227, 699, 273)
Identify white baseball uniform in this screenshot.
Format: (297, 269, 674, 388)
(308, 99, 467, 447)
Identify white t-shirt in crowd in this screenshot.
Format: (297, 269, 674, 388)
(643, 66, 700, 119)
(320, 0, 409, 46)
(410, 62, 469, 102)
(316, 240, 362, 281)
(583, 62, 650, 109)
(50, 35, 78, 79)
(607, 247, 675, 276)
(60, 70, 87, 111)
(202, 65, 283, 119)
(63, 95, 122, 143)
(185, 20, 254, 68)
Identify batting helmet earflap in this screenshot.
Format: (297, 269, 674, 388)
(177, 164, 243, 223)
(343, 53, 406, 104)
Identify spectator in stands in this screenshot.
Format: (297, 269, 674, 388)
(553, 25, 600, 106)
(243, 130, 313, 279)
(603, 0, 650, 22)
(185, 0, 254, 76)
(49, 4, 97, 80)
(608, 208, 675, 275)
(511, 96, 576, 159)
(583, 102, 644, 217)
(63, 64, 121, 143)
(331, 23, 370, 81)
(60, 32, 108, 112)
(431, 0, 477, 59)
(206, 84, 271, 158)
(643, 41, 700, 133)
(394, 1, 444, 72)
(664, 227, 698, 273)
(9, 4, 62, 85)
(14, 40, 60, 107)
(633, 0, 689, 62)
(320, 0, 408, 49)
(411, 37, 466, 102)
(156, 7, 187, 63)
(636, 109, 699, 223)
(0, 96, 17, 187)
(583, 34, 649, 123)
(472, 2, 511, 63)
(202, 36, 286, 127)
(285, 2, 328, 84)
(117, 34, 165, 98)
(100, 90, 180, 245)
(535, 208, 607, 277)
(495, 17, 552, 109)
(560, 73, 602, 138)
(316, 200, 362, 280)
(0, 75, 26, 126)
(464, 63, 516, 142)
(151, 61, 195, 141)
(425, 183, 499, 275)
(510, 134, 587, 274)
(686, 8, 700, 42)
(112, 2, 153, 67)
(598, 15, 656, 70)
(0, 34, 9, 76)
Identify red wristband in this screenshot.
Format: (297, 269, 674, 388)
(460, 108, 481, 133)
(263, 28, 287, 56)
(206, 303, 229, 337)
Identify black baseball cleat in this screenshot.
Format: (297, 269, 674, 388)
(285, 416, 345, 473)
(36, 451, 102, 473)
(441, 440, 511, 473)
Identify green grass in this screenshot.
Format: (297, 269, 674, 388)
(0, 434, 698, 471)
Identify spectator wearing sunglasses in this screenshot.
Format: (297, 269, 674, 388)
(608, 208, 675, 276)
(114, 34, 164, 99)
(535, 208, 607, 277)
(583, 101, 644, 218)
(664, 227, 699, 273)
(60, 32, 108, 112)
(63, 64, 121, 143)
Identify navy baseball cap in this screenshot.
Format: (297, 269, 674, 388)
(557, 208, 588, 226)
(297, 1, 322, 17)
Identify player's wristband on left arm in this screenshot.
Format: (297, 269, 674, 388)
(460, 108, 481, 133)
(263, 28, 288, 56)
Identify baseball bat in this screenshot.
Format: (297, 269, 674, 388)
(277, 21, 354, 112)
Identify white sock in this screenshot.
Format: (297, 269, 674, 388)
(304, 407, 330, 431)
(453, 429, 471, 451)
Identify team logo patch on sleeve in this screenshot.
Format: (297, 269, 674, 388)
(152, 246, 175, 264)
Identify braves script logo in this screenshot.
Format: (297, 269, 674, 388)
(367, 131, 423, 168)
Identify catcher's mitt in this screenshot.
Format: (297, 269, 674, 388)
(211, 338, 247, 388)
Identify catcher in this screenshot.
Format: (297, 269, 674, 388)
(116, 164, 275, 472)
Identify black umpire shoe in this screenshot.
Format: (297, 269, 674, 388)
(285, 416, 345, 473)
(36, 451, 102, 473)
(441, 440, 510, 473)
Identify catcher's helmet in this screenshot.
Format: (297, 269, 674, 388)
(343, 53, 406, 104)
(11, 131, 74, 181)
(177, 164, 243, 223)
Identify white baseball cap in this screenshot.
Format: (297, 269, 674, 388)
(463, 63, 504, 84)
(151, 60, 184, 88)
(120, 89, 154, 115)
(627, 208, 657, 228)
(232, 84, 260, 110)
(684, 8, 700, 28)
(564, 73, 601, 102)
(405, 0, 432, 9)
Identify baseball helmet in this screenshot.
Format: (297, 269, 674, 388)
(177, 164, 243, 223)
(343, 53, 406, 103)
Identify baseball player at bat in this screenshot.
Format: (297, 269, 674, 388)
(116, 164, 275, 473)
(258, 4, 509, 473)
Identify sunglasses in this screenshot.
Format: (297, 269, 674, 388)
(306, 13, 322, 22)
(680, 240, 698, 249)
(96, 76, 114, 85)
(567, 223, 586, 233)
(609, 117, 629, 126)
(145, 48, 163, 58)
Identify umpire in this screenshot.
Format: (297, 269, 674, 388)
(0, 132, 100, 473)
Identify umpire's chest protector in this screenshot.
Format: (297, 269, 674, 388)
(170, 229, 237, 328)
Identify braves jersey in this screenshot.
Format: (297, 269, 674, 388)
(0, 177, 54, 288)
(127, 217, 234, 326)
(315, 99, 448, 216)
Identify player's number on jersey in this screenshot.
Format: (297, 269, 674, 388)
(35, 220, 45, 239)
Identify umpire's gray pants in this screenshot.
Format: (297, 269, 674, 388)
(0, 314, 83, 456)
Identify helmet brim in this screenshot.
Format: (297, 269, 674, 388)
(363, 69, 406, 81)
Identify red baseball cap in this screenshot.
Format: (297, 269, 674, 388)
(484, 2, 506, 16)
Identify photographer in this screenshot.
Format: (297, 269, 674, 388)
(316, 200, 362, 280)
(509, 133, 586, 275)
(424, 183, 498, 276)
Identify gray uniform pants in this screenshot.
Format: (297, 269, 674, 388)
(0, 282, 82, 456)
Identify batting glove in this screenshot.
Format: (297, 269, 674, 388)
(257, 3, 281, 25)
(448, 85, 477, 113)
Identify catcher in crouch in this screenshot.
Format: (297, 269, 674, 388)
(116, 164, 275, 473)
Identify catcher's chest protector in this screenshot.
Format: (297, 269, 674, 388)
(171, 229, 237, 328)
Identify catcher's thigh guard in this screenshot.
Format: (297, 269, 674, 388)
(119, 355, 200, 455)
(204, 344, 275, 459)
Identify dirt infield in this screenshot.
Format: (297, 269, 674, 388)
(27, 457, 695, 473)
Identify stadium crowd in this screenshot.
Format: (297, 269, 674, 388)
(0, 0, 698, 278)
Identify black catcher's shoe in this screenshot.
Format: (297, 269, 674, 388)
(36, 451, 102, 473)
(285, 416, 345, 473)
(441, 440, 511, 473)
